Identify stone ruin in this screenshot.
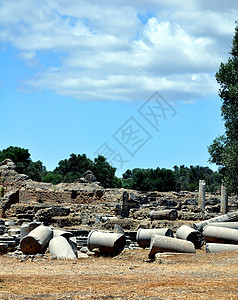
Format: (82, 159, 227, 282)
(1, 158, 238, 260)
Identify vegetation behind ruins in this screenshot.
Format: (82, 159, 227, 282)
(0, 146, 222, 193)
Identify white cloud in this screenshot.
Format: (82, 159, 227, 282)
(0, 0, 237, 102)
(18, 51, 38, 65)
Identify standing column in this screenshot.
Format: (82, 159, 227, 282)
(221, 183, 228, 214)
(198, 180, 206, 210)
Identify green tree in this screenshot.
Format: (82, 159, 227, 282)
(42, 172, 63, 185)
(92, 155, 122, 188)
(53, 153, 121, 188)
(54, 153, 93, 182)
(0, 146, 46, 181)
(0, 146, 31, 173)
(208, 22, 238, 194)
(173, 165, 222, 193)
(122, 167, 176, 192)
(25, 161, 46, 182)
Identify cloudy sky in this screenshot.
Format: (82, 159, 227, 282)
(0, 0, 237, 175)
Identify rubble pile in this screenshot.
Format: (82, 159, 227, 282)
(1, 159, 238, 261)
(1, 159, 238, 230)
(1, 211, 238, 262)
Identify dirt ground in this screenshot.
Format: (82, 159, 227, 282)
(1, 249, 238, 300)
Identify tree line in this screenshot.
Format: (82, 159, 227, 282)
(0, 146, 222, 193)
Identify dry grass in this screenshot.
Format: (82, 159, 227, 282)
(1, 249, 238, 299)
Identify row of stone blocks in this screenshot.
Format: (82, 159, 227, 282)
(0, 219, 20, 253)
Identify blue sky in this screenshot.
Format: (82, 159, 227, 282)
(0, 0, 236, 176)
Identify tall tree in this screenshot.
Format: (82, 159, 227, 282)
(53, 153, 93, 182)
(173, 165, 221, 193)
(53, 153, 121, 188)
(208, 22, 238, 194)
(92, 155, 122, 188)
(0, 146, 45, 181)
(122, 167, 176, 192)
(0, 146, 31, 173)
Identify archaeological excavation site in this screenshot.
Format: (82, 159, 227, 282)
(1, 158, 238, 299)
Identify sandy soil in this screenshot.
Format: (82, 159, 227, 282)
(1, 248, 238, 299)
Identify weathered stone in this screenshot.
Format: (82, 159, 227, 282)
(121, 191, 140, 217)
(113, 204, 121, 216)
(0, 235, 19, 252)
(0, 243, 8, 254)
(20, 221, 42, 240)
(51, 216, 82, 227)
(78, 252, 89, 258)
(198, 180, 206, 209)
(149, 235, 196, 259)
(35, 206, 71, 225)
(176, 225, 204, 249)
(150, 209, 178, 221)
(49, 236, 77, 260)
(8, 228, 20, 236)
(0, 225, 6, 235)
(20, 225, 53, 254)
(87, 230, 126, 256)
(80, 246, 89, 253)
(0, 190, 20, 217)
(83, 170, 96, 183)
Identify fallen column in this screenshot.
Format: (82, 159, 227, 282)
(207, 222, 238, 230)
(203, 225, 238, 244)
(136, 228, 174, 248)
(150, 209, 178, 221)
(53, 229, 78, 254)
(149, 235, 196, 259)
(20, 222, 41, 241)
(20, 225, 53, 254)
(87, 230, 126, 256)
(206, 243, 238, 253)
(176, 225, 204, 249)
(49, 236, 77, 260)
(193, 211, 238, 232)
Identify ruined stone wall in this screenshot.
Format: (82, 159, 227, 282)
(19, 190, 71, 204)
(19, 189, 106, 205)
(0, 159, 110, 207)
(0, 159, 29, 193)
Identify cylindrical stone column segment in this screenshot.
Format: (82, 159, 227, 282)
(136, 228, 174, 248)
(20, 222, 41, 241)
(221, 183, 228, 214)
(20, 225, 53, 254)
(176, 225, 204, 249)
(198, 180, 206, 209)
(193, 211, 238, 232)
(206, 243, 238, 253)
(87, 231, 126, 256)
(148, 235, 196, 259)
(203, 225, 238, 244)
(49, 236, 77, 260)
